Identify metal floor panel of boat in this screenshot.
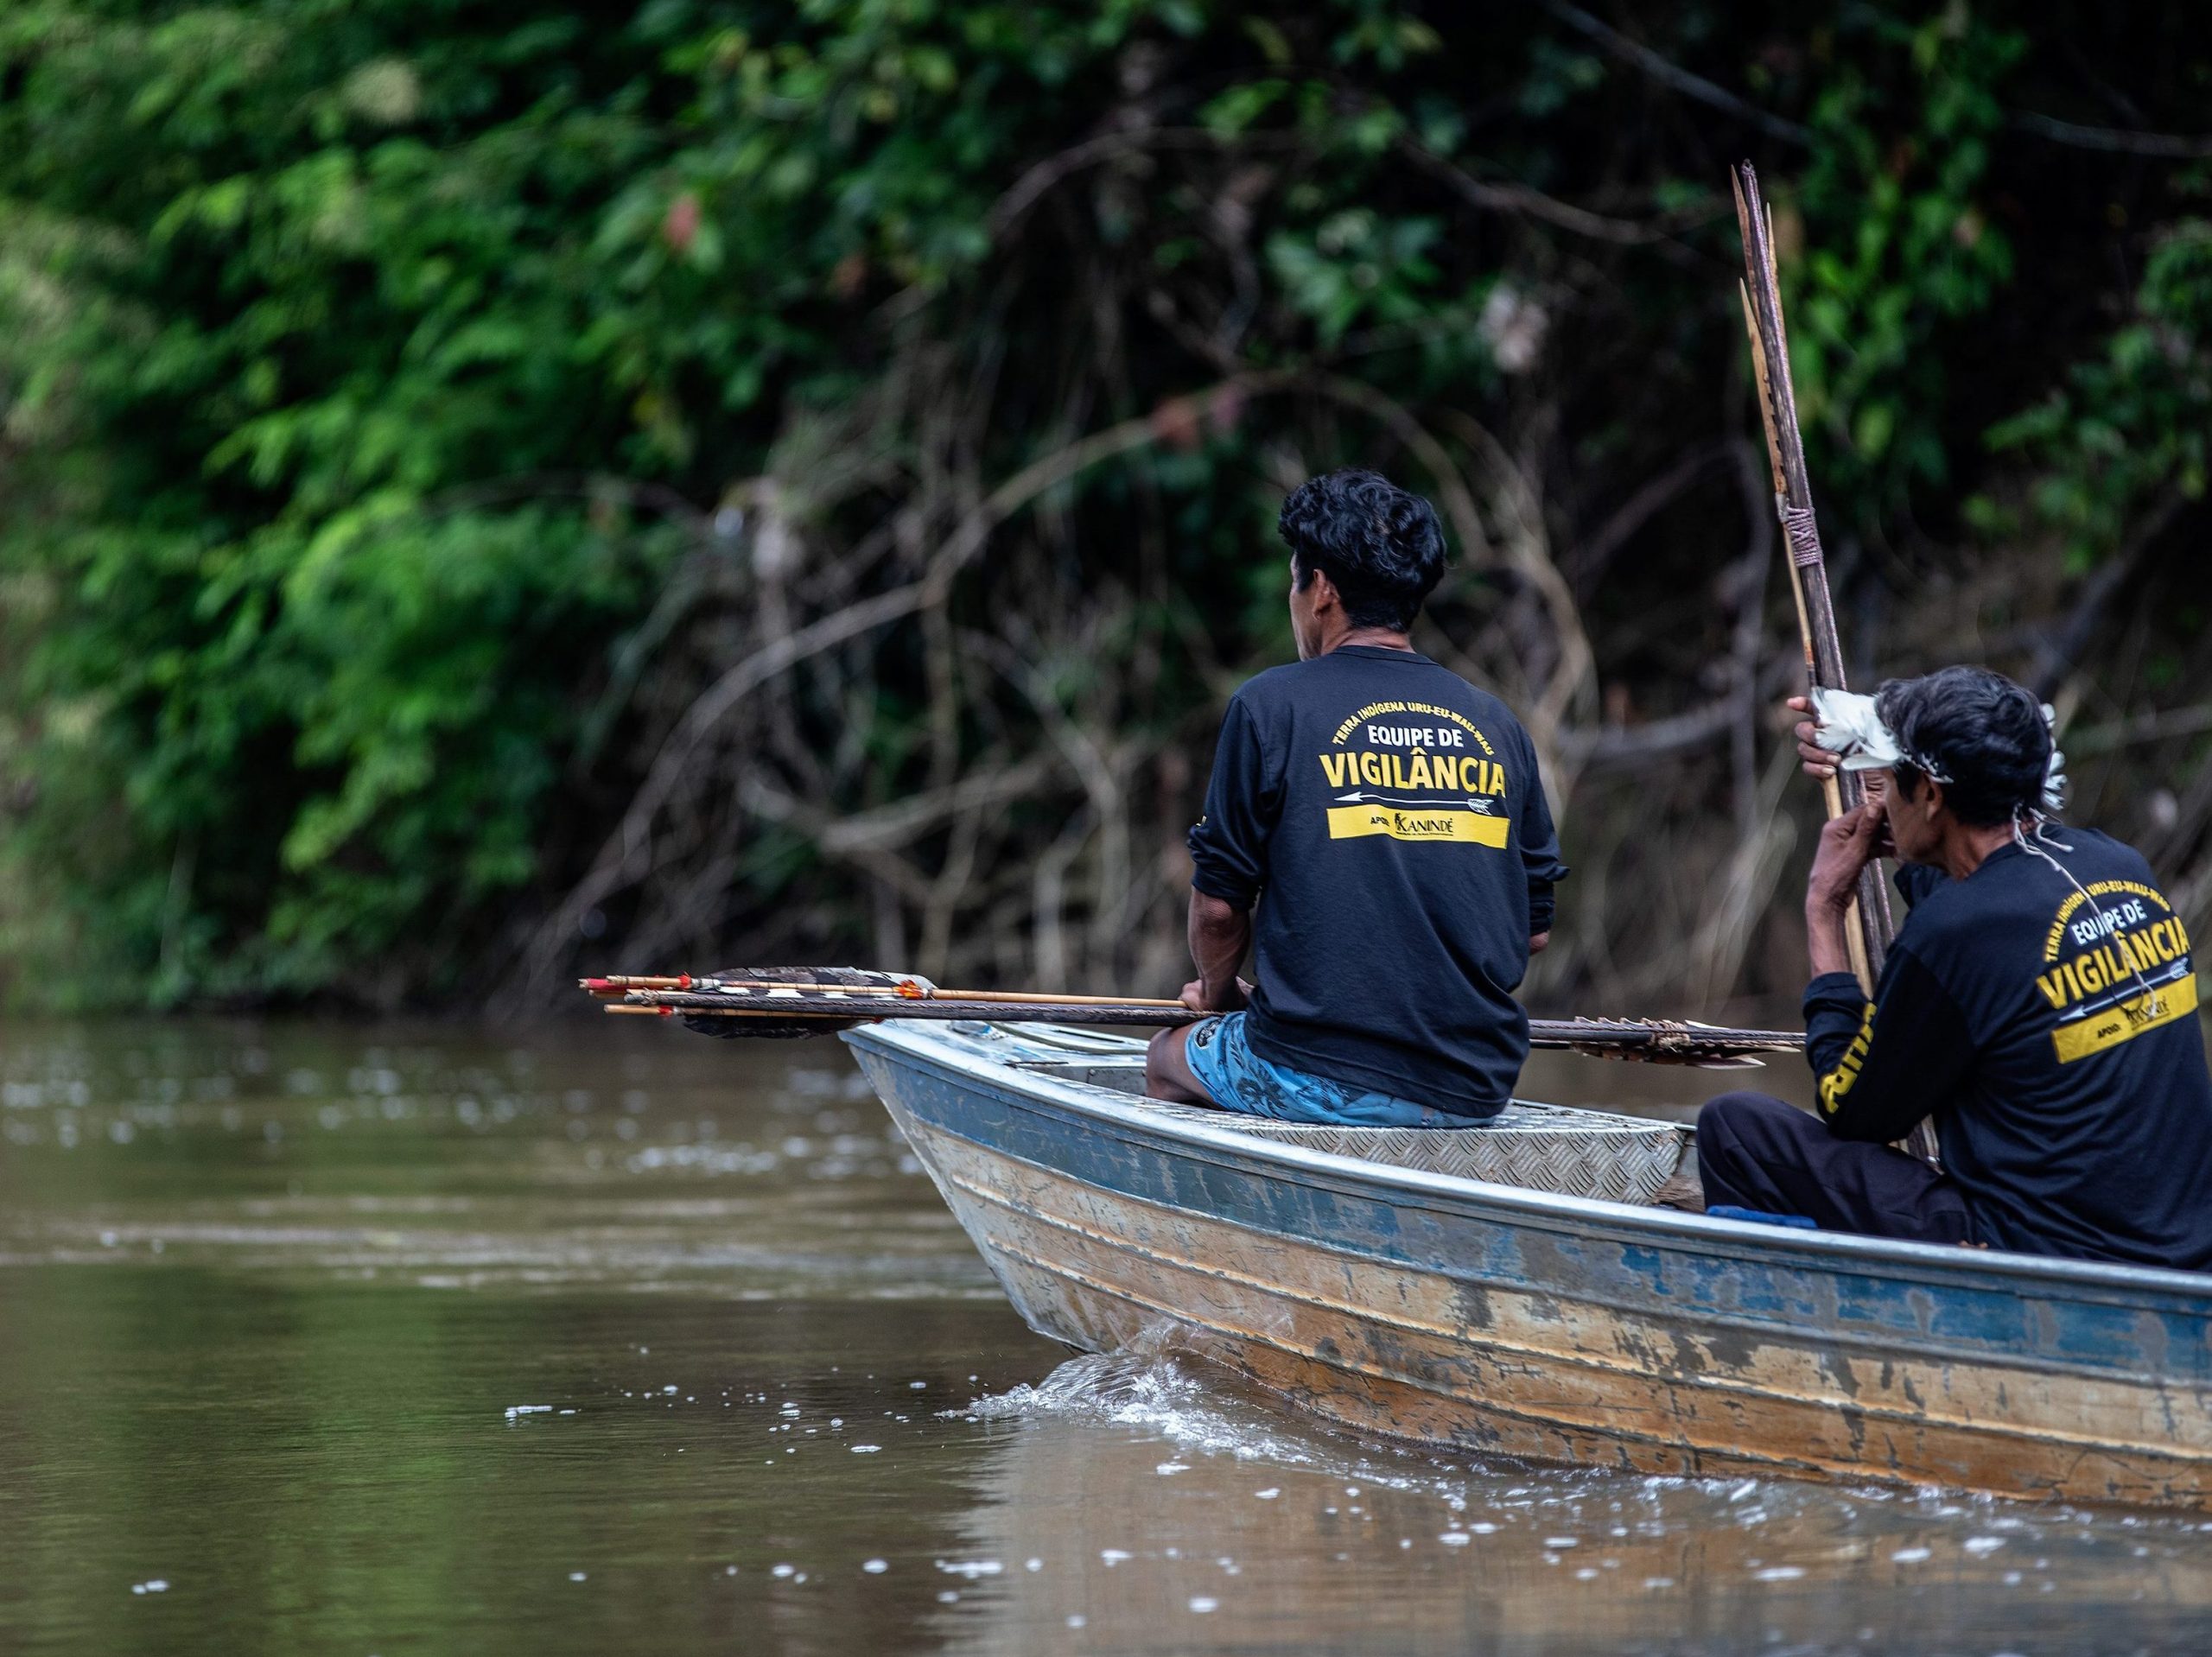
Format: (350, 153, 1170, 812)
(1008, 1051, 1690, 1205)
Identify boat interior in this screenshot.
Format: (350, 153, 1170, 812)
(956, 1020, 1695, 1207)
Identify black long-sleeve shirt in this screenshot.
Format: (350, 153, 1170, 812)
(1186, 645, 1567, 1116)
(1804, 829, 2212, 1267)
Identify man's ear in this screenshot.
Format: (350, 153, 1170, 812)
(1305, 565, 1340, 613)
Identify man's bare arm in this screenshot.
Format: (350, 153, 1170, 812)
(1805, 800, 1885, 979)
(1184, 891, 1253, 1012)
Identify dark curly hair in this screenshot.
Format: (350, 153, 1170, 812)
(1278, 469, 1447, 632)
(1876, 665, 2055, 828)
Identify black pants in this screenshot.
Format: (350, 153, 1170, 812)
(1694, 1091, 1972, 1245)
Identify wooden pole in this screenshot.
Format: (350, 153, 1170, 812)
(1732, 162, 1937, 1163)
(583, 975, 1185, 1008)
(601, 987, 1807, 1063)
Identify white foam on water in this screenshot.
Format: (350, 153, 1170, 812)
(936, 1560, 1002, 1579)
(947, 1339, 2212, 1588)
(958, 1349, 1457, 1498)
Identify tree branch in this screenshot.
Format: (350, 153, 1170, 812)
(2012, 112, 2212, 159)
(1396, 135, 1718, 245)
(1542, 2, 1810, 145)
(506, 375, 1276, 1002)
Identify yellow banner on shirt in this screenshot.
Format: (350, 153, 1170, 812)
(1325, 805, 1510, 847)
(2050, 973, 2200, 1064)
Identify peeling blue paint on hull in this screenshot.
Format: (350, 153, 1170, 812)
(844, 1021, 2212, 1508)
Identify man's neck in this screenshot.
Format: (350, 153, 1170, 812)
(1937, 820, 2018, 882)
(1319, 625, 1414, 656)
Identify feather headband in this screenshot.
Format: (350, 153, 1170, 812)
(1808, 687, 2067, 816)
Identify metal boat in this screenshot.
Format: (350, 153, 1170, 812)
(844, 1018, 2212, 1508)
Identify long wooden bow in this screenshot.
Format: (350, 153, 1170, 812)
(1733, 162, 1937, 1161)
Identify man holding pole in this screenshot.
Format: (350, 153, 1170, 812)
(1696, 666, 2212, 1268)
(1143, 468, 1568, 1126)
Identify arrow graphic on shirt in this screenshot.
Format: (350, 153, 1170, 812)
(1335, 790, 1497, 813)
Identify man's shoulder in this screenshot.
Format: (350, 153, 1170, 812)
(1219, 664, 1306, 739)
(1894, 824, 2164, 972)
(2063, 823, 2159, 883)
(1890, 861, 2015, 978)
(1449, 678, 1533, 734)
(1230, 660, 1311, 706)
(1230, 653, 1535, 737)
(1891, 872, 1965, 935)
(1418, 670, 1537, 753)
(1226, 653, 1395, 714)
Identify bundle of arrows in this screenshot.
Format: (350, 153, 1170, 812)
(578, 971, 1803, 1067)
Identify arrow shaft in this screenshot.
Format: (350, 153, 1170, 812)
(609, 987, 1804, 1060)
(1340, 794, 1488, 809)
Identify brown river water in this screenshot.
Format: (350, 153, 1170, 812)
(1, 1016, 2209, 1655)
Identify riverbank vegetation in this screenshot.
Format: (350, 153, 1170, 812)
(3, 1, 2209, 1011)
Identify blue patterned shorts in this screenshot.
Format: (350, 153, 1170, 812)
(1182, 1013, 1458, 1128)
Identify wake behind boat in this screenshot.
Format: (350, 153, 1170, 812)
(844, 1017, 2212, 1510)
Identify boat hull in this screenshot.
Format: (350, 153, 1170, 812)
(845, 1022, 2212, 1508)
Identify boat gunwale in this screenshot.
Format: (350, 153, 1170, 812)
(844, 1019, 2212, 1311)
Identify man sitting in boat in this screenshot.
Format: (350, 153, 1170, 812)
(1143, 468, 1567, 1126)
(1698, 665, 2212, 1267)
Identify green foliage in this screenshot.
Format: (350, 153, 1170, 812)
(1988, 220, 2212, 570)
(0, 1, 686, 1000)
(0, 0, 2206, 1006)
(1266, 213, 1444, 345)
(1789, 5, 2021, 507)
